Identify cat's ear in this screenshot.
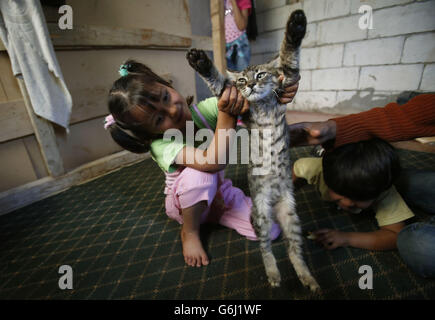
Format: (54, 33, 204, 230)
(265, 56, 281, 69)
(226, 70, 240, 83)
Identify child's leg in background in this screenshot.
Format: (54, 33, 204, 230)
(181, 201, 209, 267)
(397, 216, 435, 278)
(395, 169, 435, 277)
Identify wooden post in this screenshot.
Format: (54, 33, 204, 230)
(17, 78, 65, 177)
(210, 0, 227, 73)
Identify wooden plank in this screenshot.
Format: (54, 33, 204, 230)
(0, 100, 34, 142)
(0, 24, 192, 51)
(0, 52, 22, 102)
(47, 23, 192, 50)
(191, 36, 213, 52)
(0, 139, 38, 192)
(17, 78, 64, 177)
(0, 150, 150, 216)
(210, 0, 227, 73)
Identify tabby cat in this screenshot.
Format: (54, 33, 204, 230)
(186, 10, 319, 291)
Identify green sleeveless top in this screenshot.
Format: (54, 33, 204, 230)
(150, 97, 218, 173)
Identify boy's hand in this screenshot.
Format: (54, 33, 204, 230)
(313, 229, 350, 250)
(288, 120, 337, 147)
(218, 85, 249, 116)
(278, 75, 300, 104)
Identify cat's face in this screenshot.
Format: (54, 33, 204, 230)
(230, 65, 279, 102)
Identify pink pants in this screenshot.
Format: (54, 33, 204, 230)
(164, 167, 281, 241)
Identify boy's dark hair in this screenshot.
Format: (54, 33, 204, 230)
(107, 59, 193, 153)
(322, 138, 401, 201)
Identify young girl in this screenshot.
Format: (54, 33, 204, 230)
(105, 60, 299, 267)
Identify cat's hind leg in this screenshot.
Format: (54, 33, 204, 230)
(251, 194, 281, 287)
(275, 191, 320, 292)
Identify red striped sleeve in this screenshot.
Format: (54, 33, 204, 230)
(332, 94, 435, 147)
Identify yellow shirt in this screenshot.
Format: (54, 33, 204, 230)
(293, 157, 415, 227)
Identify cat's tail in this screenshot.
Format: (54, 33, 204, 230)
(279, 10, 307, 86)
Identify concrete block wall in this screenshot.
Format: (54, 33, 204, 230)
(252, 0, 435, 114)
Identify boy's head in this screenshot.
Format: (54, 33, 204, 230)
(322, 138, 401, 213)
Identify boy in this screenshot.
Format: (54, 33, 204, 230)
(293, 138, 414, 250)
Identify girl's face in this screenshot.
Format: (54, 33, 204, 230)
(327, 189, 375, 214)
(127, 83, 191, 134)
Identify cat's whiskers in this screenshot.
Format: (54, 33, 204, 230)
(272, 89, 280, 99)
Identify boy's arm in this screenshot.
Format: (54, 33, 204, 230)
(313, 222, 405, 250)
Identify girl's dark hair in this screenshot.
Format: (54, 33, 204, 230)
(107, 60, 192, 153)
(322, 138, 401, 201)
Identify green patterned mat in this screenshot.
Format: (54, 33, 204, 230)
(1, 146, 434, 299)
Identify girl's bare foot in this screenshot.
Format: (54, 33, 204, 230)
(181, 229, 209, 267)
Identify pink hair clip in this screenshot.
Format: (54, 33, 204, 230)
(104, 114, 116, 130)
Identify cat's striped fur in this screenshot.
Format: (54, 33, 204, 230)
(186, 10, 319, 291)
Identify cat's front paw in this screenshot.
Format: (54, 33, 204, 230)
(186, 48, 212, 77)
(287, 10, 307, 47)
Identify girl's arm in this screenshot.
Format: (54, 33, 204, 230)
(231, 0, 250, 31)
(175, 86, 248, 172)
(313, 222, 405, 250)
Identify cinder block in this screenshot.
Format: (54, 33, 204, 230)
(359, 64, 424, 91)
(402, 33, 435, 63)
(420, 64, 435, 91)
(292, 91, 337, 110)
(304, 0, 351, 23)
(251, 30, 284, 54)
(250, 53, 266, 66)
(256, 0, 287, 13)
(324, 0, 351, 19)
(343, 37, 404, 66)
(318, 44, 344, 68)
(350, 0, 413, 14)
(263, 5, 293, 32)
(368, 2, 435, 38)
(256, 11, 265, 34)
(312, 67, 359, 90)
(299, 70, 312, 91)
(317, 15, 367, 45)
(300, 47, 319, 70)
(303, 0, 326, 22)
(336, 90, 402, 111)
(302, 23, 317, 47)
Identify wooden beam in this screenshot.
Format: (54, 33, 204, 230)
(17, 78, 65, 177)
(191, 36, 213, 52)
(0, 150, 150, 216)
(47, 23, 192, 50)
(210, 0, 227, 73)
(0, 24, 192, 51)
(0, 100, 34, 142)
